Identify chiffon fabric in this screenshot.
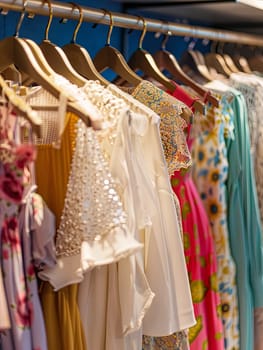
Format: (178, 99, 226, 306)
(126, 80, 196, 349)
(206, 80, 263, 350)
(225, 84, 263, 350)
(77, 81, 195, 350)
(229, 73, 263, 230)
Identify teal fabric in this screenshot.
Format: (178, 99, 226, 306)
(225, 88, 263, 350)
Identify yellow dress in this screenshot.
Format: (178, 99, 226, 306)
(35, 113, 87, 350)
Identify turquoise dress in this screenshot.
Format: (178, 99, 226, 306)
(225, 88, 263, 350)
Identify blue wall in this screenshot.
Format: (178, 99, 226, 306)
(0, 0, 211, 81)
(0, 0, 123, 51)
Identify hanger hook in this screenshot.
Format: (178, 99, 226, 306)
(69, 2, 83, 43)
(42, 0, 53, 41)
(101, 9, 113, 46)
(218, 41, 225, 55)
(138, 16, 147, 49)
(162, 24, 171, 50)
(210, 40, 217, 53)
(14, 0, 28, 37)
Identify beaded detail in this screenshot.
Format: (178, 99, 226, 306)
(56, 120, 128, 258)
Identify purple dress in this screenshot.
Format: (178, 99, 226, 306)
(0, 106, 56, 350)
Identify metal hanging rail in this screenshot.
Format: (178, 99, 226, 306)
(0, 0, 263, 46)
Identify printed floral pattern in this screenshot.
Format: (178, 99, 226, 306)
(171, 162, 224, 350)
(192, 95, 239, 350)
(0, 106, 47, 350)
(143, 330, 190, 350)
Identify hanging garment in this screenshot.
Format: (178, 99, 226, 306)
(0, 105, 49, 350)
(229, 73, 263, 230)
(122, 80, 199, 349)
(171, 128, 224, 350)
(28, 81, 147, 350)
(77, 81, 195, 350)
(79, 82, 154, 350)
(228, 73, 263, 350)
(38, 114, 141, 289)
(109, 82, 195, 333)
(35, 110, 87, 350)
(225, 86, 263, 350)
(127, 80, 224, 349)
(26, 84, 88, 350)
(192, 93, 239, 349)
(206, 80, 263, 350)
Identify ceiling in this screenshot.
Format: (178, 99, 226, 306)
(115, 0, 263, 34)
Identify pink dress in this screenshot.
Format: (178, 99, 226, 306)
(170, 86, 224, 349)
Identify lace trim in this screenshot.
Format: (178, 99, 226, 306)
(82, 81, 127, 149)
(128, 80, 192, 175)
(107, 83, 160, 125)
(230, 76, 258, 150)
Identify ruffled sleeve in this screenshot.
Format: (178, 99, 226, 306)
(39, 121, 142, 290)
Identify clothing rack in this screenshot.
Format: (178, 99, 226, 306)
(0, 0, 263, 47)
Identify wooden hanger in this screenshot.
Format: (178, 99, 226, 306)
(223, 54, 240, 73)
(1, 65, 22, 83)
(179, 37, 214, 82)
(248, 56, 263, 72)
(62, 3, 108, 86)
(232, 54, 252, 74)
(0, 74, 42, 137)
(39, 0, 87, 87)
(231, 45, 252, 74)
(217, 42, 240, 73)
(0, 1, 96, 128)
(151, 35, 206, 114)
(93, 9, 142, 86)
(205, 41, 232, 77)
(153, 33, 219, 107)
(181, 50, 213, 81)
(247, 47, 263, 72)
(128, 17, 176, 92)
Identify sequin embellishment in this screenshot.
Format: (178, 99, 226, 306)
(56, 120, 128, 257)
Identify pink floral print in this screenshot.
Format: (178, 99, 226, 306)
(15, 144, 36, 170)
(14, 293, 34, 328)
(0, 170, 24, 204)
(0, 106, 48, 350)
(1, 216, 20, 252)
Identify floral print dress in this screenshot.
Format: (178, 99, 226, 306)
(171, 123, 224, 350)
(192, 94, 239, 350)
(0, 105, 52, 350)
